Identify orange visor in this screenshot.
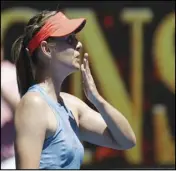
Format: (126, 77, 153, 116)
(27, 12, 86, 55)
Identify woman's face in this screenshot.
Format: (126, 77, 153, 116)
(50, 34, 82, 71)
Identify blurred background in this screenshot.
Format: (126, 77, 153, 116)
(1, 1, 175, 169)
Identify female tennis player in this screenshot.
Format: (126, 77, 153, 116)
(12, 10, 136, 169)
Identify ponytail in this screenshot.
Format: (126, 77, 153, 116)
(11, 36, 35, 97)
(11, 11, 58, 97)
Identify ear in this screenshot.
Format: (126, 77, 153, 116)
(40, 41, 52, 59)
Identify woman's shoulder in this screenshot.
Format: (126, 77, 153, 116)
(60, 92, 89, 112)
(21, 91, 44, 104)
(14, 91, 48, 141)
(15, 92, 49, 127)
(17, 92, 49, 113)
(60, 92, 85, 105)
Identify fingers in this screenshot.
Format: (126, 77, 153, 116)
(81, 64, 85, 84)
(81, 64, 86, 78)
(83, 53, 91, 75)
(81, 64, 88, 87)
(81, 52, 92, 82)
(81, 63, 85, 72)
(84, 53, 89, 68)
(83, 57, 86, 70)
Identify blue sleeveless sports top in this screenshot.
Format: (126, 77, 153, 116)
(28, 85, 84, 169)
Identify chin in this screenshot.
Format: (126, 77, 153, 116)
(72, 60, 81, 70)
(66, 64, 79, 74)
(73, 63, 81, 70)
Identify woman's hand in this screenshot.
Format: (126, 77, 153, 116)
(80, 53, 100, 104)
(80, 53, 136, 149)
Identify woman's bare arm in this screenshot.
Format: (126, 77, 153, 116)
(14, 93, 48, 169)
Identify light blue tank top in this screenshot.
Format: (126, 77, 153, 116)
(28, 85, 84, 169)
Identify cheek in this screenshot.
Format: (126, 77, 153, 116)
(54, 48, 75, 64)
(60, 48, 75, 59)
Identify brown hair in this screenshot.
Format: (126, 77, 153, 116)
(11, 10, 57, 97)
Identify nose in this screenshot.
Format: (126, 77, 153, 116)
(76, 41, 82, 52)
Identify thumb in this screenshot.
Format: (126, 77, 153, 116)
(81, 64, 84, 71)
